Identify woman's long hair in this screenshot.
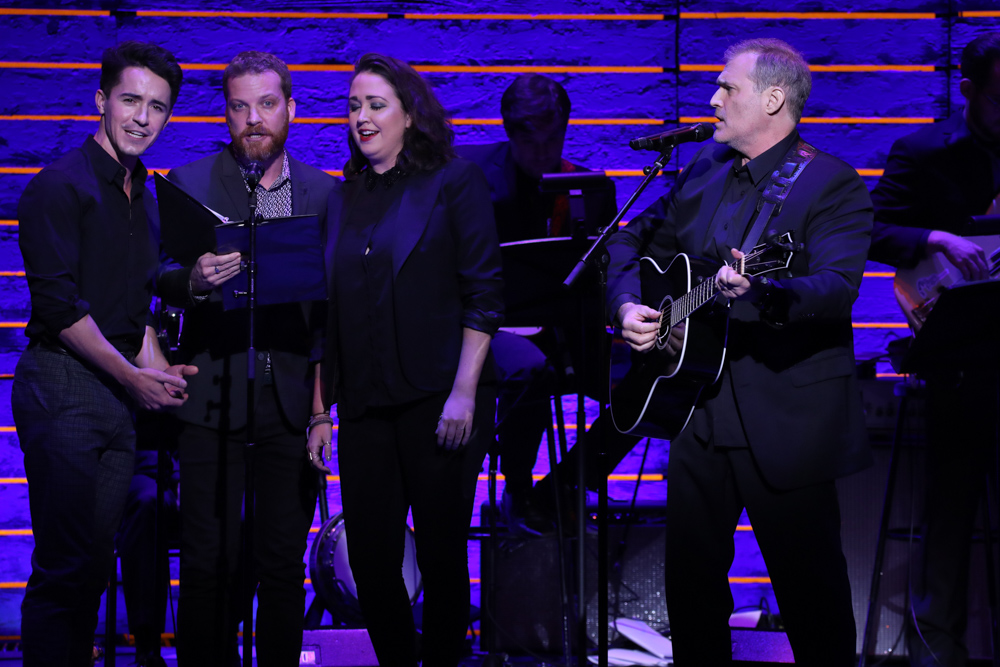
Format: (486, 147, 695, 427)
(343, 53, 455, 180)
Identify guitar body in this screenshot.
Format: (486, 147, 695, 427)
(609, 253, 729, 440)
(894, 233, 1000, 332)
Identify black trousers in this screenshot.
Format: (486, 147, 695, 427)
(906, 370, 998, 667)
(337, 388, 495, 667)
(665, 433, 857, 666)
(492, 331, 555, 495)
(176, 384, 318, 667)
(13, 344, 136, 667)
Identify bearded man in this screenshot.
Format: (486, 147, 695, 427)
(156, 51, 340, 665)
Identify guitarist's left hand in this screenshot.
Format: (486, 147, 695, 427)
(716, 249, 752, 299)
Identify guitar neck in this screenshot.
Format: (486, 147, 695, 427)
(669, 253, 749, 327)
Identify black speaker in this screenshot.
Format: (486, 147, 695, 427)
(838, 437, 993, 660)
(479, 502, 667, 653)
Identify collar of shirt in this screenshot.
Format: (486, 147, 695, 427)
(238, 151, 291, 192)
(82, 135, 148, 194)
(732, 130, 801, 188)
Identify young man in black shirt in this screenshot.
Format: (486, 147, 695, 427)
(13, 41, 193, 667)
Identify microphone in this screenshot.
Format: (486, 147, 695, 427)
(629, 122, 715, 151)
(244, 161, 264, 189)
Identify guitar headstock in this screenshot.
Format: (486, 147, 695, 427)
(742, 231, 800, 277)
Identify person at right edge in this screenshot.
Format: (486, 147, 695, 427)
(607, 39, 872, 664)
(309, 53, 503, 667)
(868, 31, 1000, 667)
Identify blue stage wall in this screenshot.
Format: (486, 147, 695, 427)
(0, 0, 996, 643)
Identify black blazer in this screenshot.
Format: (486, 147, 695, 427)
(455, 141, 618, 242)
(870, 110, 998, 268)
(607, 138, 873, 490)
(158, 147, 341, 431)
(323, 158, 504, 411)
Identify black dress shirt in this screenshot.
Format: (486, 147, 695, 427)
(335, 169, 431, 414)
(696, 131, 801, 447)
(18, 136, 157, 354)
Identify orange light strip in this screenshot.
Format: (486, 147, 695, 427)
(0, 479, 27, 484)
(0, 272, 24, 277)
(681, 64, 935, 72)
(876, 372, 907, 378)
(0, 529, 31, 536)
(135, 11, 389, 19)
(681, 11, 935, 19)
(417, 65, 663, 73)
(679, 116, 933, 125)
(0, 427, 17, 432)
(0, 323, 27, 328)
(3, 62, 939, 74)
(729, 576, 772, 584)
(863, 271, 895, 278)
(736, 525, 753, 531)
(0, 62, 100, 69)
(0, 8, 109, 16)
(403, 13, 664, 20)
(0, 167, 885, 179)
(811, 64, 936, 72)
(0, 115, 660, 126)
(0, 220, 17, 226)
(800, 117, 934, 124)
(0, 583, 27, 589)
(958, 11, 1000, 17)
(853, 322, 909, 329)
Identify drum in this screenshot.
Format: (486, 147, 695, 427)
(309, 512, 422, 614)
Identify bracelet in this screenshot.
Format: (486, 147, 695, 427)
(307, 414, 334, 438)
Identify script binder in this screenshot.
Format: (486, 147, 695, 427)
(155, 172, 326, 310)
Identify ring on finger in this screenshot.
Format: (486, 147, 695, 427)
(214, 266, 220, 274)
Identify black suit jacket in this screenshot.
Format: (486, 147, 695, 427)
(158, 148, 341, 431)
(323, 159, 504, 414)
(455, 141, 617, 242)
(870, 110, 998, 267)
(607, 137, 873, 490)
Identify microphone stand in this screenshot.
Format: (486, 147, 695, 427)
(237, 162, 263, 667)
(562, 146, 674, 667)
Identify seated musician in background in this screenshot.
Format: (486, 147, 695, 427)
(457, 74, 616, 532)
(117, 414, 179, 667)
(608, 39, 872, 664)
(868, 31, 1000, 667)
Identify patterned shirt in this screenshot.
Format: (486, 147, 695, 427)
(237, 151, 292, 219)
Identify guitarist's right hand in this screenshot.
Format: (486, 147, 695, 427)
(617, 302, 664, 353)
(926, 231, 990, 281)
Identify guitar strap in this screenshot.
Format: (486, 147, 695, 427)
(738, 139, 818, 256)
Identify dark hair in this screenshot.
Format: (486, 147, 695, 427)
(223, 51, 293, 101)
(343, 53, 455, 180)
(961, 31, 1000, 89)
(100, 41, 183, 110)
(724, 38, 812, 122)
(500, 74, 571, 134)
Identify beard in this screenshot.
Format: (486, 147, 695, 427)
(230, 118, 290, 164)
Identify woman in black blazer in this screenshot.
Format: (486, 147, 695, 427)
(308, 53, 503, 666)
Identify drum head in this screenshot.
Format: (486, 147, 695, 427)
(309, 512, 423, 614)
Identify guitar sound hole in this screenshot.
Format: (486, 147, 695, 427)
(656, 301, 672, 349)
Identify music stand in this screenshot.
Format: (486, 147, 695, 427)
(484, 237, 599, 663)
(540, 171, 615, 241)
